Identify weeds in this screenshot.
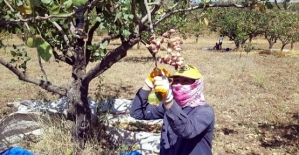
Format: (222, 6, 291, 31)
(24, 113, 136, 155)
(252, 74, 266, 88)
(34, 90, 51, 102)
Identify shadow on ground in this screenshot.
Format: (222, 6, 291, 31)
(258, 112, 299, 153)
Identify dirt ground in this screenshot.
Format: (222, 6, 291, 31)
(0, 35, 299, 154)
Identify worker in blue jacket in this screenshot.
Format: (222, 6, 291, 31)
(130, 64, 215, 155)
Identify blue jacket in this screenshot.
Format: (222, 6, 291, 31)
(130, 89, 215, 155)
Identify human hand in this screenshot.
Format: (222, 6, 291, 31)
(153, 76, 173, 103)
(145, 67, 170, 89)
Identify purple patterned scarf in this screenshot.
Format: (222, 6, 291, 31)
(171, 79, 205, 107)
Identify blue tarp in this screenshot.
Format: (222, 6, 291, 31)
(0, 147, 34, 155)
(0, 147, 142, 155)
(119, 151, 142, 155)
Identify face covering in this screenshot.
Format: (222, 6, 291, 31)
(171, 79, 205, 107)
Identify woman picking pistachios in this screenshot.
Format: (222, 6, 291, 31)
(130, 64, 215, 155)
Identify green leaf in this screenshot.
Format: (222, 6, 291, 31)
(87, 45, 94, 50)
(100, 40, 108, 49)
(16, 0, 24, 6)
(19, 63, 26, 69)
(23, 56, 31, 62)
(30, 0, 41, 7)
(72, 0, 88, 6)
(121, 30, 131, 38)
(36, 38, 53, 61)
(123, 14, 129, 20)
(63, 0, 73, 9)
(100, 49, 106, 57)
(93, 52, 100, 56)
(128, 14, 134, 20)
(99, 22, 105, 30)
(10, 50, 16, 57)
(96, 17, 102, 22)
(41, 0, 53, 4)
(265, 2, 273, 9)
(10, 58, 16, 63)
(121, 7, 129, 11)
(115, 12, 122, 22)
(33, 35, 44, 47)
(0, 0, 3, 4)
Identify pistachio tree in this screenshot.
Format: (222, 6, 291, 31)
(263, 11, 280, 49)
(207, 6, 270, 48)
(181, 9, 208, 42)
(275, 11, 299, 51)
(206, 1, 297, 49)
(207, 8, 240, 48)
(0, 0, 279, 147)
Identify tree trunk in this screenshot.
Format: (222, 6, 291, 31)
(137, 41, 140, 49)
(240, 40, 247, 49)
(266, 37, 277, 50)
(67, 39, 92, 148)
(269, 43, 274, 50)
(290, 42, 294, 50)
(235, 41, 240, 49)
(281, 43, 287, 51)
(249, 34, 253, 43)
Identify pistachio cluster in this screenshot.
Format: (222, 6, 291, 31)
(146, 29, 184, 70)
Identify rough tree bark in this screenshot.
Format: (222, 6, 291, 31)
(65, 36, 140, 148)
(66, 39, 91, 147)
(265, 33, 277, 50)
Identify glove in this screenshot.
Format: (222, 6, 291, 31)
(145, 67, 171, 89)
(153, 76, 173, 103)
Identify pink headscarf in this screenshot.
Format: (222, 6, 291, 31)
(171, 79, 205, 107)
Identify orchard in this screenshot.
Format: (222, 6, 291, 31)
(0, 0, 294, 153)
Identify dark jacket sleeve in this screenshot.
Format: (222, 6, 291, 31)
(130, 88, 165, 120)
(165, 103, 214, 139)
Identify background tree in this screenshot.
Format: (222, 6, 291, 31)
(207, 8, 251, 48)
(262, 11, 280, 49)
(205, 1, 299, 51)
(275, 11, 299, 51)
(181, 10, 209, 42)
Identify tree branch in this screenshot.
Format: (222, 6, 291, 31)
(144, 0, 154, 34)
(159, 2, 179, 18)
(154, 3, 249, 26)
(3, 0, 14, 11)
(96, 34, 120, 47)
(0, 0, 101, 25)
(47, 15, 70, 45)
(134, 0, 162, 34)
(37, 53, 48, 82)
(0, 58, 67, 96)
(3, 0, 31, 32)
(141, 0, 162, 24)
(83, 37, 140, 84)
(52, 48, 73, 65)
(131, 0, 141, 35)
(87, 34, 120, 55)
(68, 22, 77, 38)
(86, 21, 100, 64)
